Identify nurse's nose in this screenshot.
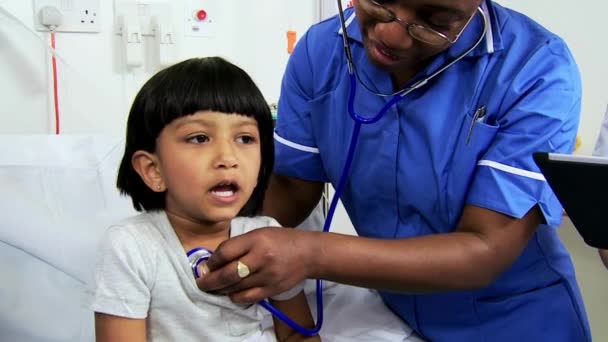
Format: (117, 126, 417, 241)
(375, 12, 416, 48)
(213, 141, 238, 169)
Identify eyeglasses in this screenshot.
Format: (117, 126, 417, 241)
(358, 0, 478, 46)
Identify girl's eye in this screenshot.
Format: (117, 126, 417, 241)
(186, 135, 209, 144)
(237, 135, 256, 144)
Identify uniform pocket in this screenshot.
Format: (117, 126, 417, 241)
(446, 109, 499, 220)
(455, 108, 500, 159)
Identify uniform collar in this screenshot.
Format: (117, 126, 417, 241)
(337, 0, 504, 58)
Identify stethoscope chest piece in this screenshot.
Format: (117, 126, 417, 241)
(187, 247, 213, 278)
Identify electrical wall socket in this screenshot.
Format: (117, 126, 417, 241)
(33, 0, 101, 33)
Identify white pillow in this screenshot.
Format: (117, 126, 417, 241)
(0, 135, 135, 342)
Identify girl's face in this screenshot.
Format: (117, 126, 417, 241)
(154, 111, 261, 228)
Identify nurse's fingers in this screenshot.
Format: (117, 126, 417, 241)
(196, 259, 250, 294)
(204, 234, 253, 272)
(206, 240, 249, 272)
(197, 230, 266, 292)
(228, 286, 269, 304)
(202, 264, 291, 303)
(200, 272, 274, 304)
(198, 227, 310, 296)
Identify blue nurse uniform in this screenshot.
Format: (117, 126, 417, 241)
(274, 1, 591, 341)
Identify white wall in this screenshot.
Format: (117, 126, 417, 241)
(2, 1, 603, 145)
(2, 1, 605, 219)
(0, 0, 318, 135)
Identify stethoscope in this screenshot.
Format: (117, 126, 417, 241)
(187, 247, 314, 331)
(188, 1, 488, 337)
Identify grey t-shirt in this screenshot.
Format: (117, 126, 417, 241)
(89, 211, 300, 342)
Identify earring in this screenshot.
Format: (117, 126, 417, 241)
(156, 185, 162, 191)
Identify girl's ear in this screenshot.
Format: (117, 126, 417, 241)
(131, 151, 166, 192)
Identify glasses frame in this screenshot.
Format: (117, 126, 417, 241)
(362, 0, 478, 46)
(336, 1, 487, 97)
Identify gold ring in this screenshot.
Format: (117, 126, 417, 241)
(236, 261, 251, 279)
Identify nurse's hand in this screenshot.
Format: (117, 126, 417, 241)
(196, 226, 317, 303)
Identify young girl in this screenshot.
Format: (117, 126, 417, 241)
(89, 57, 320, 342)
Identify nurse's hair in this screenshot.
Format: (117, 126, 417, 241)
(117, 57, 274, 215)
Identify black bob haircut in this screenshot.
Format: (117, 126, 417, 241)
(117, 57, 274, 216)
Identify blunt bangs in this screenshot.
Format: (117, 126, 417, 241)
(118, 57, 274, 214)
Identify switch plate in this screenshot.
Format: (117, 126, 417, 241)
(113, 0, 171, 37)
(33, 0, 101, 33)
(184, 0, 218, 37)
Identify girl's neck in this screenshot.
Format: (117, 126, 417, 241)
(165, 210, 231, 253)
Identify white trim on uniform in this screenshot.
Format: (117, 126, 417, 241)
(478, 160, 546, 181)
(481, 0, 495, 54)
(274, 132, 320, 154)
(337, 12, 356, 35)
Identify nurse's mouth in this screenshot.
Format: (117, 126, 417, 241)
(378, 46, 398, 60)
(370, 40, 400, 64)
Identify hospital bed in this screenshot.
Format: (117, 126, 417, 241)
(0, 134, 421, 342)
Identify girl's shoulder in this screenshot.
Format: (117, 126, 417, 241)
(100, 212, 169, 255)
(105, 212, 159, 236)
(230, 216, 281, 236)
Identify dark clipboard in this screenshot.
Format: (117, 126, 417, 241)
(534, 152, 608, 248)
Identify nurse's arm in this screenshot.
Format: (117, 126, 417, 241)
(199, 177, 541, 301)
(263, 173, 542, 290)
(308, 204, 542, 292)
(263, 173, 324, 227)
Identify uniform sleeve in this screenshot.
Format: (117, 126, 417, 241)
(273, 30, 328, 182)
(468, 37, 581, 227)
(89, 226, 152, 319)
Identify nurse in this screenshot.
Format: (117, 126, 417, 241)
(198, 0, 591, 340)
